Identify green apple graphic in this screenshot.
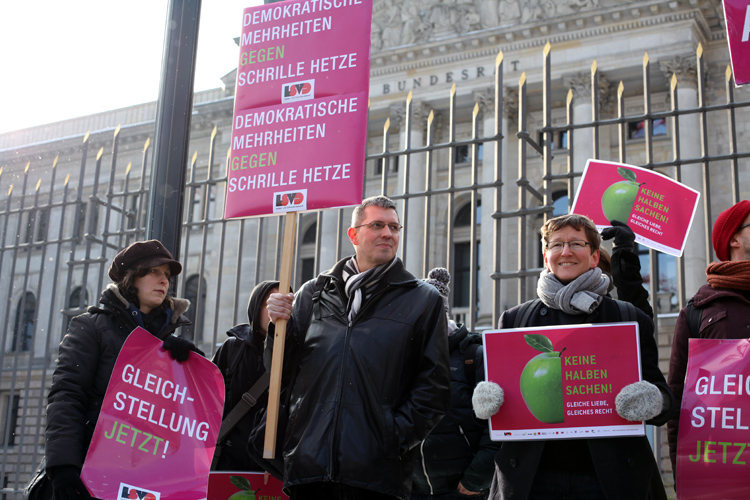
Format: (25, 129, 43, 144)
(228, 476, 260, 500)
(601, 167, 644, 222)
(519, 334, 566, 424)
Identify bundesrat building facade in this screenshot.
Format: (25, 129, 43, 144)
(0, 0, 747, 496)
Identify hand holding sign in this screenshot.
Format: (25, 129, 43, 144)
(483, 323, 644, 441)
(81, 328, 224, 500)
(571, 160, 700, 256)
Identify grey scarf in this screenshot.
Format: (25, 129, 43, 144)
(342, 256, 399, 321)
(536, 267, 610, 315)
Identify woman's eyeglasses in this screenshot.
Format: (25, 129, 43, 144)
(545, 240, 590, 252)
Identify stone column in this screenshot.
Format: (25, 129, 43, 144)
(396, 101, 431, 275)
(475, 87, 517, 324)
(563, 73, 611, 188)
(565, 73, 596, 176)
(659, 55, 705, 298)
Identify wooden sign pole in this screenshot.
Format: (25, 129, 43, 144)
(263, 211, 297, 459)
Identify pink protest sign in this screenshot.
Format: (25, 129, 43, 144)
(571, 160, 700, 257)
(225, 92, 368, 218)
(81, 328, 224, 500)
(483, 323, 643, 441)
(676, 338, 750, 500)
(235, 0, 372, 110)
(225, 0, 373, 219)
(723, 0, 750, 86)
(208, 472, 289, 500)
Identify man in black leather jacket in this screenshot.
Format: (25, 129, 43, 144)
(266, 196, 451, 500)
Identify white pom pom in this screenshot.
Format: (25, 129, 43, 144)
(472, 381, 505, 419)
(615, 380, 663, 421)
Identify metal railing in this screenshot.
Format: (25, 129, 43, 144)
(0, 43, 748, 497)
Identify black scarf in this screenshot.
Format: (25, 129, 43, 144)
(342, 256, 399, 321)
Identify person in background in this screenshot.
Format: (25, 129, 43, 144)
(46, 240, 203, 500)
(266, 195, 450, 500)
(668, 200, 750, 480)
(472, 214, 674, 500)
(211, 280, 279, 472)
(411, 268, 499, 500)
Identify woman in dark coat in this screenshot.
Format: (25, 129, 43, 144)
(211, 280, 279, 471)
(45, 240, 202, 500)
(473, 214, 675, 500)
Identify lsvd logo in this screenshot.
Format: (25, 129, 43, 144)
(273, 189, 307, 213)
(118, 483, 160, 500)
(281, 79, 315, 103)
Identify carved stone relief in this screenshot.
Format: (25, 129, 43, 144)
(659, 55, 698, 90)
(371, 0, 604, 51)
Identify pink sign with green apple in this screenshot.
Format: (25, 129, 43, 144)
(571, 160, 700, 257)
(80, 328, 225, 500)
(676, 338, 750, 500)
(207, 472, 288, 500)
(483, 323, 643, 441)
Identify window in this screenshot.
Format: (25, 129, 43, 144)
(0, 393, 19, 446)
(375, 156, 399, 176)
(35, 208, 49, 242)
(74, 202, 87, 241)
(126, 195, 138, 230)
(301, 258, 315, 284)
(65, 286, 89, 331)
(454, 144, 484, 164)
(88, 202, 100, 236)
(634, 243, 677, 314)
(12, 292, 35, 352)
(538, 191, 569, 268)
(628, 118, 667, 139)
(453, 201, 481, 312)
(183, 275, 206, 342)
(552, 192, 569, 216)
(302, 224, 317, 245)
(298, 222, 317, 286)
(22, 211, 33, 244)
(538, 131, 568, 150)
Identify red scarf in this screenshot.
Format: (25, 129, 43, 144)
(706, 261, 750, 291)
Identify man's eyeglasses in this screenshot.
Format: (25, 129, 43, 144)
(546, 240, 591, 252)
(740, 222, 750, 232)
(353, 221, 403, 234)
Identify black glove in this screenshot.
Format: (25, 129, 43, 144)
(163, 335, 205, 362)
(600, 220, 635, 252)
(48, 466, 92, 500)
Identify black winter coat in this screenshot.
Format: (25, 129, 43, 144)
(46, 285, 190, 469)
(412, 324, 500, 496)
(211, 280, 279, 471)
(667, 284, 750, 472)
(265, 257, 451, 500)
(211, 324, 267, 471)
(490, 297, 675, 500)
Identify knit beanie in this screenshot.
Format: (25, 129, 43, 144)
(423, 267, 451, 314)
(712, 200, 750, 262)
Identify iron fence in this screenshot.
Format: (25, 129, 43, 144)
(0, 43, 748, 497)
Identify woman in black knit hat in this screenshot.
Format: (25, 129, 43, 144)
(45, 240, 203, 500)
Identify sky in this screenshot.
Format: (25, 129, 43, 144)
(0, 1, 263, 135)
